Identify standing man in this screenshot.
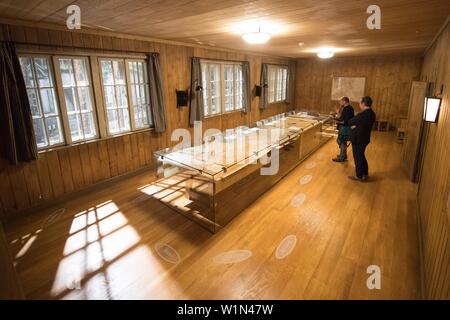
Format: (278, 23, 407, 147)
(348, 96, 376, 182)
(332, 97, 354, 162)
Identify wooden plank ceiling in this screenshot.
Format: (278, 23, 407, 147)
(0, 0, 449, 57)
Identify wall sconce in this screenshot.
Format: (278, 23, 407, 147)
(424, 97, 441, 123)
(176, 90, 188, 107)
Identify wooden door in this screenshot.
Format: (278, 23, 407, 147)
(402, 81, 427, 182)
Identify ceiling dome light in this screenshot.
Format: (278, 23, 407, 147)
(317, 50, 334, 59)
(242, 31, 271, 44)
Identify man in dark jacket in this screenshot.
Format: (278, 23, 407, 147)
(332, 96, 355, 162)
(348, 96, 376, 182)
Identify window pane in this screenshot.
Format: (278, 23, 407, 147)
(64, 87, 78, 112)
(33, 118, 47, 148)
(34, 58, 52, 87)
(40, 88, 57, 116)
(134, 105, 149, 128)
(118, 108, 130, 131)
(137, 62, 144, 82)
(127, 60, 151, 128)
(116, 85, 128, 107)
(20, 56, 64, 149)
(73, 59, 89, 86)
(78, 87, 92, 111)
(104, 86, 116, 109)
(81, 113, 96, 139)
(201, 64, 209, 116)
(107, 109, 119, 133)
(224, 65, 234, 112)
(268, 66, 276, 103)
(27, 89, 41, 116)
(101, 61, 114, 85)
(20, 57, 35, 87)
(59, 59, 76, 87)
(139, 85, 147, 105)
(130, 85, 137, 105)
(210, 64, 221, 114)
(113, 60, 125, 84)
(69, 114, 83, 142)
(60, 57, 97, 142)
(45, 116, 63, 145)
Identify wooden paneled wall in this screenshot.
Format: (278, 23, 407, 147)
(417, 19, 450, 300)
(295, 55, 422, 128)
(0, 23, 295, 219)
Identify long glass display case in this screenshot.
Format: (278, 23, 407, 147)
(152, 112, 332, 233)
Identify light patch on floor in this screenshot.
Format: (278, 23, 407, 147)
(305, 162, 317, 169)
(300, 175, 313, 185)
(275, 235, 297, 260)
(154, 243, 181, 264)
(317, 153, 325, 160)
(213, 250, 252, 265)
(290, 193, 306, 208)
(15, 235, 38, 259)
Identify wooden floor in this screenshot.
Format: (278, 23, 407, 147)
(4, 132, 422, 299)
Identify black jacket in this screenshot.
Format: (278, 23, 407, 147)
(336, 104, 355, 129)
(348, 108, 376, 145)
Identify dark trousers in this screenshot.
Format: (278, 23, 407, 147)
(352, 143, 369, 178)
(336, 137, 348, 160)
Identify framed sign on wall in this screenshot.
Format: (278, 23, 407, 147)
(331, 76, 366, 102)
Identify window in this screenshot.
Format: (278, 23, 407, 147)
(100, 59, 131, 134)
(19, 56, 64, 149)
(267, 65, 288, 103)
(201, 61, 244, 116)
(127, 60, 151, 128)
(100, 58, 152, 134)
(202, 62, 221, 116)
(58, 57, 97, 143)
(19, 52, 154, 150)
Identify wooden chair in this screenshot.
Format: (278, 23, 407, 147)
(377, 119, 390, 131)
(396, 117, 408, 142)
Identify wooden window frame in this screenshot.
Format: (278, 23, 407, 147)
(53, 55, 99, 144)
(267, 64, 288, 105)
(125, 59, 152, 129)
(18, 49, 155, 152)
(201, 59, 244, 118)
(19, 53, 66, 150)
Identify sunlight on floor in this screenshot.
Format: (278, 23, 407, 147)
(48, 199, 185, 299)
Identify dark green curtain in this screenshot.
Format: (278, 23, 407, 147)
(259, 63, 269, 109)
(147, 53, 167, 133)
(0, 42, 37, 165)
(189, 57, 204, 126)
(242, 61, 251, 113)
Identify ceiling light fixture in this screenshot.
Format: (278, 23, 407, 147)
(242, 26, 271, 44)
(317, 49, 334, 59)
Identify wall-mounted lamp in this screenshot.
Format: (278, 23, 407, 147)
(424, 96, 441, 123)
(176, 90, 188, 107)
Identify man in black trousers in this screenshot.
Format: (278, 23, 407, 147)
(348, 96, 376, 182)
(332, 96, 355, 162)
